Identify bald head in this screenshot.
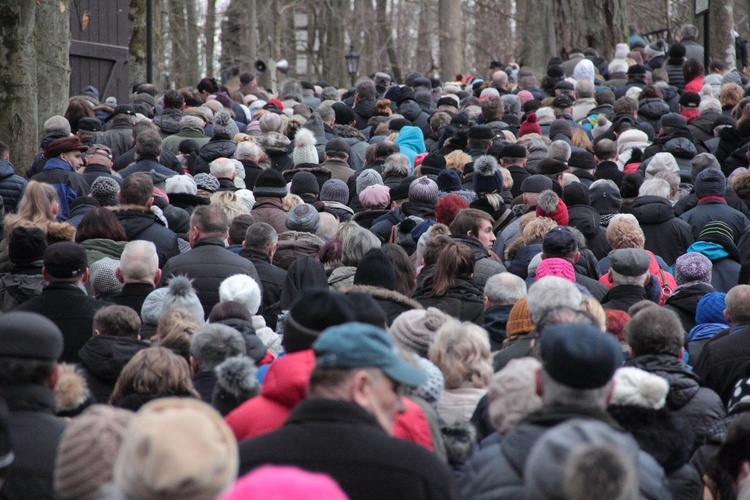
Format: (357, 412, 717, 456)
(210, 157, 236, 180)
(726, 285, 750, 325)
(492, 71, 509, 90)
(118, 240, 160, 285)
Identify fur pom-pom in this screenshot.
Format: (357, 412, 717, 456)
(55, 363, 91, 413)
(375, 99, 393, 116)
(294, 127, 316, 148)
(167, 275, 196, 297)
(610, 367, 669, 409)
(214, 356, 259, 398)
(474, 155, 499, 177)
(526, 113, 537, 124)
(537, 189, 559, 213)
(213, 109, 233, 127)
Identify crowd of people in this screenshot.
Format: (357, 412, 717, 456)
(5, 22, 750, 499)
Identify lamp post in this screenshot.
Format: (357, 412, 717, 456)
(344, 44, 360, 88)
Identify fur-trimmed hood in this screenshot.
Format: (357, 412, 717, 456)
(343, 284, 422, 310)
(333, 124, 366, 141)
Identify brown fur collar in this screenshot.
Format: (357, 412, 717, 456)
(343, 284, 422, 309)
(108, 204, 151, 214)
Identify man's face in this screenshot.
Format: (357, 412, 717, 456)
(61, 150, 83, 168)
(473, 219, 496, 251)
(362, 369, 406, 433)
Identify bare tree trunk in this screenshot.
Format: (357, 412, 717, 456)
(439, 0, 464, 80)
(375, 0, 391, 70)
(415, 0, 433, 74)
(219, 0, 243, 81)
(184, 0, 200, 82)
(36, 0, 70, 131)
(205, 0, 217, 76)
(710, 0, 735, 66)
(0, 1, 38, 173)
(129, 0, 148, 86)
(517, 0, 553, 73)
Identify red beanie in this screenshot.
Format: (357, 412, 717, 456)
(519, 112, 542, 137)
(536, 190, 569, 226)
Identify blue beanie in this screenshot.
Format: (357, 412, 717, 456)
(695, 292, 727, 324)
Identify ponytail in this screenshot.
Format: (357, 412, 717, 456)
(431, 242, 474, 297)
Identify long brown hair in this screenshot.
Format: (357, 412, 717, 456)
(431, 242, 474, 297)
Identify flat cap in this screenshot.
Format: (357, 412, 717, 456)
(537, 158, 568, 175)
(520, 175, 554, 193)
(609, 248, 651, 276)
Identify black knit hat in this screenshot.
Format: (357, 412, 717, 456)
(332, 102, 356, 126)
(562, 182, 590, 207)
(253, 169, 288, 198)
(354, 249, 397, 291)
(390, 176, 415, 201)
(420, 153, 447, 176)
(282, 288, 356, 353)
(9, 226, 47, 266)
(290, 171, 320, 196)
(694, 168, 726, 199)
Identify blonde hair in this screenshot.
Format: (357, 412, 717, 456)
(579, 295, 606, 331)
(606, 214, 645, 249)
(444, 150, 472, 172)
(522, 217, 558, 245)
(334, 221, 361, 242)
(571, 127, 594, 153)
(209, 191, 249, 224)
(109, 347, 199, 406)
(498, 166, 513, 191)
(282, 193, 303, 212)
(152, 308, 201, 353)
(5, 181, 58, 233)
(429, 320, 493, 389)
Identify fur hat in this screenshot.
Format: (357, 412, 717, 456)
(292, 128, 319, 166)
(487, 357, 543, 434)
(610, 366, 668, 409)
(536, 190, 569, 226)
(356, 169, 384, 195)
(408, 177, 439, 205)
(359, 184, 391, 210)
(694, 168, 726, 199)
(673, 252, 713, 286)
(113, 398, 238, 500)
(473, 155, 504, 194)
(253, 169, 288, 198)
(90, 177, 120, 207)
(219, 274, 262, 315)
(320, 179, 349, 204)
(211, 356, 260, 417)
(389, 308, 450, 358)
(213, 110, 240, 139)
(44, 136, 88, 158)
(54, 405, 134, 500)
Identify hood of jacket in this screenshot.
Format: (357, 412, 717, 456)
(398, 100, 425, 123)
(0, 160, 17, 181)
(629, 195, 676, 225)
(638, 98, 670, 121)
(278, 230, 325, 246)
(303, 112, 327, 145)
(687, 322, 729, 343)
(199, 139, 237, 162)
(214, 318, 267, 363)
(78, 335, 150, 383)
(258, 131, 291, 153)
(567, 204, 600, 239)
(333, 124, 366, 141)
(687, 240, 730, 261)
(343, 284, 422, 310)
(261, 350, 316, 407)
(354, 98, 376, 120)
(664, 137, 698, 160)
(112, 205, 165, 238)
(395, 126, 426, 155)
(626, 354, 701, 410)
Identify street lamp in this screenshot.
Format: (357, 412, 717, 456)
(344, 44, 360, 88)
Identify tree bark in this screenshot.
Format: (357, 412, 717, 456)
(710, 0, 735, 66)
(205, 0, 217, 77)
(35, 0, 70, 128)
(439, 0, 464, 80)
(129, 0, 148, 86)
(0, 1, 38, 172)
(184, 0, 200, 83)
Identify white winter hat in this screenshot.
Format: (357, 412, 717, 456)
(609, 367, 669, 409)
(645, 152, 680, 179)
(219, 274, 262, 315)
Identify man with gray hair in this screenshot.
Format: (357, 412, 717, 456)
(92, 105, 137, 161)
(547, 140, 572, 164)
(680, 24, 704, 63)
(118, 128, 178, 179)
(27, 115, 73, 178)
(235, 140, 263, 189)
(381, 153, 410, 188)
(482, 273, 527, 351)
(459, 322, 671, 499)
(688, 97, 722, 144)
(571, 79, 596, 122)
(190, 323, 247, 402)
(353, 78, 377, 130)
(239, 222, 287, 330)
(210, 157, 239, 192)
(111, 240, 161, 316)
(600, 248, 652, 312)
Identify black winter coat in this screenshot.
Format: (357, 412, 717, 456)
(627, 354, 726, 450)
(342, 284, 422, 326)
(160, 237, 261, 318)
(413, 271, 484, 323)
(664, 283, 715, 332)
(567, 205, 611, 260)
(112, 206, 181, 268)
(482, 304, 513, 351)
(600, 284, 650, 312)
(14, 283, 104, 363)
(694, 325, 750, 404)
(0, 384, 67, 500)
(191, 138, 237, 175)
(239, 248, 287, 330)
(679, 199, 750, 243)
(238, 399, 458, 500)
(628, 195, 694, 266)
(0, 160, 27, 212)
(118, 156, 180, 179)
(113, 147, 183, 174)
(77, 334, 150, 403)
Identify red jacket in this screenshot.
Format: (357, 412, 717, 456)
(225, 349, 434, 451)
